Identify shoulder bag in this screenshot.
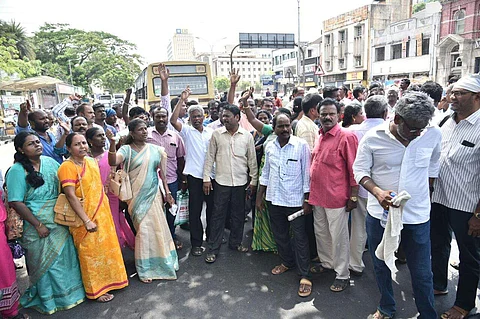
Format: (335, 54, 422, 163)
(54, 160, 85, 228)
(109, 146, 133, 201)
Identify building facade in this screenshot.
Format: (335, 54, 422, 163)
(436, 0, 480, 86)
(167, 29, 195, 61)
(371, 2, 442, 86)
(271, 48, 298, 94)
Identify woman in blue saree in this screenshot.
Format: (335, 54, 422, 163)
(6, 132, 85, 314)
(107, 119, 178, 283)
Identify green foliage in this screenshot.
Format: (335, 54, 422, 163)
(254, 81, 262, 92)
(0, 37, 40, 80)
(237, 81, 251, 91)
(412, 0, 438, 13)
(32, 23, 142, 92)
(214, 76, 230, 92)
(0, 20, 35, 60)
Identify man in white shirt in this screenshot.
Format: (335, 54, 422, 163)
(353, 91, 441, 319)
(257, 113, 312, 297)
(295, 93, 321, 152)
(170, 88, 214, 257)
(430, 74, 480, 319)
(348, 95, 387, 277)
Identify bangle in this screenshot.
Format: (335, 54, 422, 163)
(361, 179, 370, 186)
(167, 192, 172, 195)
(84, 219, 91, 224)
(35, 222, 43, 229)
(304, 199, 309, 203)
(108, 150, 116, 154)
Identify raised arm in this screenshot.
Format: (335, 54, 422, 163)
(228, 68, 241, 105)
(159, 63, 169, 97)
(170, 88, 190, 132)
(239, 91, 265, 133)
(17, 100, 32, 128)
(106, 130, 124, 166)
(122, 88, 132, 125)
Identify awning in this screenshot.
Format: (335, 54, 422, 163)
(0, 76, 64, 91)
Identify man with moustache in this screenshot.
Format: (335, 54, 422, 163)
(306, 98, 359, 293)
(171, 88, 214, 257)
(15, 101, 68, 164)
(148, 107, 186, 250)
(257, 113, 312, 297)
(203, 104, 258, 263)
(76, 103, 97, 129)
(203, 100, 220, 127)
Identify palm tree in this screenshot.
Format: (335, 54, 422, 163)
(0, 20, 35, 60)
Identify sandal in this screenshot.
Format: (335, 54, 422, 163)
(310, 265, 332, 274)
(330, 278, 349, 292)
(97, 293, 114, 303)
(191, 246, 205, 256)
(11, 314, 31, 319)
(174, 240, 183, 250)
(441, 306, 470, 319)
(230, 244, 248, 253)
(367, 310, 391, 319)
(140, 278, 153, 284)
(271, 264, 290, 275)
(298, 278, 312, 297)
(205, 253, 216, 263)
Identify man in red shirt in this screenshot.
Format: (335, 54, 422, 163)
(273, 91, 283, 108)
(307, 98, 359, 292)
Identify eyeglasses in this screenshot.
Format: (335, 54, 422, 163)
(400, 116, 425, 134)
(451, 90, 474, 97)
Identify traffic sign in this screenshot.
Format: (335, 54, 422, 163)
(314, 64, 325, 76)
(239, 33, 295, 49)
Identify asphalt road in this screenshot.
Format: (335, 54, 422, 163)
(2, 141, 479, 319)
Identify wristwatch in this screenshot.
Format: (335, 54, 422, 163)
(474, 212, 480, 219)
(350, 196, 358, 202)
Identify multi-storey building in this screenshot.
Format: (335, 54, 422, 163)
(371, 1, 442, 86)
(271, 48, 299, 94)
(167, 29, 195, 61)
(301, 37, 323, 90)
(320, 0, 411, 88)
(212, 47, 272, 87)
(436, 0, 480, 86)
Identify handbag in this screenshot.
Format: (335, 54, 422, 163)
(109, 146, 132, 201)
(3, 178, 24, 240)
(174, 190, 189, 226)
(54, 160, 85, 228)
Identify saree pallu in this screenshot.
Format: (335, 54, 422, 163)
(0, 196, 20, 317)
(58, 157, 128, 299)
(5, 157, 85, 314)
(252, 135, 277, 252)
(96, 152, 135, 249)
(119, 144, 178, 281)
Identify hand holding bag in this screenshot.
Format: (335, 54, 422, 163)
(54, 160, 85, 228)
(109, 146, 133, 201)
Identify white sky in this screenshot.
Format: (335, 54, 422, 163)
(0, 0, 372, 67)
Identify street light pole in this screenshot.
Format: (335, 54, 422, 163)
(297, 0, 301, 87)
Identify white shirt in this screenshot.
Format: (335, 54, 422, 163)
(260, 136, 311, 207)
(432, 109, 480, 213)
(353, 122, 442, 224)
(349, 118, 385, 198)
(179, 124, 213, 179)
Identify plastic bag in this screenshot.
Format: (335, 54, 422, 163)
(174, 190, 189, 226)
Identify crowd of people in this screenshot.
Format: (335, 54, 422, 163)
(0, 65, 479, 319)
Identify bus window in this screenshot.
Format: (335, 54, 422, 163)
(153, 76, 208, 97)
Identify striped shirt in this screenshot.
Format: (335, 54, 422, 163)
(432, 109, 480, 213)
(260, 135, 311, 207)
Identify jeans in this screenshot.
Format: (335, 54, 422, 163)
(207, 182, 246, 255)
(431, 203, 480, 311)
(165, 180, 179, 239)
(366, 213, 436, 319)
(187, 175, 214, 247)
(268, 202, 310, 278)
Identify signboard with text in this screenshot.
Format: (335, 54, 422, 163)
(239, 33, 295, 49)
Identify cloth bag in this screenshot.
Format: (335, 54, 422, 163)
(54, 160, 85, 228)
(174, 190, 189, 226)
(110, 146, 132, 201)
(3, 183, 24, 240)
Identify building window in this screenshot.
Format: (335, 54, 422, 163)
(338, 58, 346, 69)
(375, 47, 385, 61)
(355, 56, 362, 67)
(454, 9, 466, 34)
(354, 25, 363, 37)
(422, 38, 430, 55)
(391, 43, 402, 60)
(307, 49, 313, 58)
(452, 55, 462, 68)
(325, 61, 331, 71)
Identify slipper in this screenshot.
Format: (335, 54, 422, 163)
(310, 265, 332, 274)
(441, 306, 470, 319)
(174, 240, 183, 250)
(191, 246, 205, 256)
(140, 278, 153, 284)
(450, 261, 460, 270)
(271, 264, 290, 275)
(205, 253, 216, 263)
(298, 278, 312, 297)
(330, 278, 349, 292)
(11, 314, 30, 319)
(229, 244, 249, 253)
(434, 289, 448, 296)
(97, 293, 114, 303)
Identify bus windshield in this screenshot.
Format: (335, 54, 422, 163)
(153, 76, 208, 97)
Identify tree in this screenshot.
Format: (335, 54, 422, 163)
(237, 81, 251, 91)
(214, 76, 230, 92)
(32, 23, 142, 92)
(412, 0, 438, 13)
(0, 37, 40, 80)
(0, 20, 35, 60)
(254, 81, 262, 92)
